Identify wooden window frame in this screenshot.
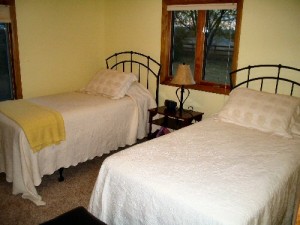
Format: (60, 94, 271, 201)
(160, 0, 243, 95)
(0, 0, 22, 99)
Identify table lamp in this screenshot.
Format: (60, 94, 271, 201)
(170, 64, 195, 115)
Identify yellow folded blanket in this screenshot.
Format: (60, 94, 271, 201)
(0, 100, 65, 153)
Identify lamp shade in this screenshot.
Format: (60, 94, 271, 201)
(171, 64, 195, 85)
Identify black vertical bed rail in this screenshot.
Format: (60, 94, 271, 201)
(291, 83, 295, 96)
(138, 64, 141, 82)
(105, 51, 161, 105)
(115, 53, 118, 70)
(229, 64, 300, 96)
(116, 55, 118, 70)
(275, 64, 281, 94)
(260, 79, 264, 92)
(246, 66, 251, 88)
(130, 51, 133, 73)
(147, 56, 150, 90)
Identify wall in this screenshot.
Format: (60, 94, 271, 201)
(104, 0, 161, 60)
(104, 0, 300, 117)
(15, 0, 300, 116)
(239, 0, 300, 67)
(237, 0, 300, 97)
(15, 0, 106, 98)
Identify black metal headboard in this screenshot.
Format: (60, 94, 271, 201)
(106, 51, 161, 105)
(230, 64, 300, 96)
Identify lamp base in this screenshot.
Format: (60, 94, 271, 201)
(175, 85, 190, 116)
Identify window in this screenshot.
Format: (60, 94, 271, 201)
(0, 1, 22, 100)
(160, 0, 243, 94)
(0, 23, 13, 100)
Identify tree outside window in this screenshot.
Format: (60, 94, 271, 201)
(160, 0, 243, 95)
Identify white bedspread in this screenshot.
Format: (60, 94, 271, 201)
(89, 117, 300, 225)
(0, 83, 156, 206)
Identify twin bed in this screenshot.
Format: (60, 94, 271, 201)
(0, 51, 161, 206)
(88, 64, 300, 225)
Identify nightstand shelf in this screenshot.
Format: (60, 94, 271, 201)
(148, 106, 204, 138)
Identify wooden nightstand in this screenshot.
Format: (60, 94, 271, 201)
(148, 106, 204, 139)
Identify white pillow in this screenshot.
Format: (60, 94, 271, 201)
(290, 108, 300, 136)
(83, 69, 137, 99)
(218, 88, 300, 137)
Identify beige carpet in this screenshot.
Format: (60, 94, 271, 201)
(0, 148, 124, 225)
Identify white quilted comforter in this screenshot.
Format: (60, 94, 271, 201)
(89, 117, 300, 225)
(0, 83, 156, 206)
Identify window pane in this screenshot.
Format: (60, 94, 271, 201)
(171, 11, 197, 76)
(203, 9, 236, 85)
(0, 23, 14, 101)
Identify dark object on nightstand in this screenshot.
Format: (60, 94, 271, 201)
(148, 106, 204, 139)
(40, 206, 106, 225)
(164, 99, 177, 112)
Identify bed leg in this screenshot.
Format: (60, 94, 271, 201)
(58, 168, 64, 182)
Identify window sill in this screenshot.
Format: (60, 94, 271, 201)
(161, 80, 231, 95)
